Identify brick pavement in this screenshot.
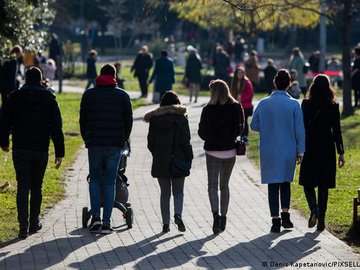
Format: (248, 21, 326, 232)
(0, 95, 359, 270)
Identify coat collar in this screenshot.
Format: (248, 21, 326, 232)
(143, 105, 187, 122)
(271, 90, 291, 97)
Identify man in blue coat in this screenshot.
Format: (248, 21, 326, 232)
(149, 50, 175, 103)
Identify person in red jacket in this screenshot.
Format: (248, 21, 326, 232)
(230, 67, 254, 143)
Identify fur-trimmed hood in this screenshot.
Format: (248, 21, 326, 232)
(143, 105, 187, 122)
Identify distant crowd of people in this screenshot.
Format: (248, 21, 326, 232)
(0, 40, 353, 240)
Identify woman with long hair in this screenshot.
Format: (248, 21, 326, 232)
(299, 75, 345, 231)
(250, 69, 305, 233)
(144, 91, 193, 233)
(198, 80, 244, 234)
(230, 67, 254, 143)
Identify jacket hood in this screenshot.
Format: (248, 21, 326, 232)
(14, 84, 54, 105)
(143, 105, 187, 123)
(95, 75, 117, 87)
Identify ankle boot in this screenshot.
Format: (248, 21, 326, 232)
(271, 218, 281, 233)
(317, 218, 325, 231)
(220, 216, 227, 232)
(213, 214, 221, 234)
(174, 214, 186, 232)
(281, 212, 294, 228)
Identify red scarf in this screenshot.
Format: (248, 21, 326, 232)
(95, 75, 117, 87)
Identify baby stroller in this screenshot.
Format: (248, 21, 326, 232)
(82, 142, 134, 229)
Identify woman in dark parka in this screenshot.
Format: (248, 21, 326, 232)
(144, 91, 193, 233)
(299, 74, 345, 231)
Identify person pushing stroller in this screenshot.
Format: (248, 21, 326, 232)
(80, 64, 133, 234)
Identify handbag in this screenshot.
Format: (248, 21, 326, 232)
(235, 138, 246, 156)
(171, 121, 192, 177)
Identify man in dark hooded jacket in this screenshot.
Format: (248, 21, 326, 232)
(80, 64, 133, 234)
(0, 66, 64, 239)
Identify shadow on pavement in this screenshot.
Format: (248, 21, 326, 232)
(196, 231, 321, 269)
(0, 228, 104, 270)
(68, 232, 183, 269)
(135, 234, 217, 269)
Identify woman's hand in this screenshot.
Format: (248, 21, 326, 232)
(338, 154, 345, 168)
(296, 154, 303, 165)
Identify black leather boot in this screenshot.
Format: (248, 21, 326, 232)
(281, 212, 294, 228)
(271, 218, 281, 233)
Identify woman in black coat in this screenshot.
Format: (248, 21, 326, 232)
(144, 91, 193, 233)
(198, 79, 244, 234)
(299, 74, 345, 231)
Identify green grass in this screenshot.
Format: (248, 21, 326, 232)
(0, 93, 146, 243)
(247, 98, 360, 252)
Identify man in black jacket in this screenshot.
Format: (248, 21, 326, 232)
(80, 64, 133, 234)
(0, 67, 65, 239)
(131, 45, 153, 98)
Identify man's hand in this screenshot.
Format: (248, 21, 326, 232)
(338, 154, 345, 168)
(55, 157, 62, 169)
(1, 147, 9, 152)
(296, 154, 303, 165)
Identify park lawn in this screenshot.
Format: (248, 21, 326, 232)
(247, 106, 360, 252)
(0, 93, 147, 243)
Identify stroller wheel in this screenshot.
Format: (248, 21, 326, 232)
(82, 207, 90, 228)
(126, 208, 133, 229)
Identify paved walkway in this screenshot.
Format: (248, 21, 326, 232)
(0, 94, 359, 270)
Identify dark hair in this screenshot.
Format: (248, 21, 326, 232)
(273, 69, 291, 90)
(307, 74, 335, 104)
(25, 66, 42, 85)
(160, 50, 168, 57)
(11, 45, 23, 55)
(160, 91, 181, 106)
(100, 64, 116, 77)
(355, 47, 360, 56)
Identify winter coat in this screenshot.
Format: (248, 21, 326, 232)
(263, 65, 278, 93)
(245, 57, 260, 85)
(79, 75, 133, 148)
(213, 51, 230, 78)
(352, 58, 360, 91)
(0, 58, 20, 95)
(238, 79, 254, 109)
(198, 101, 244, 151)
(131, 53, 153, 77)
(0, 84, 65, 157)
(289, 56, 306, 88)
(144, 105, 193, 178)
(149, 56, 175, 94)
(250, 91, 305, 184)
(299, 100, 344, 188)
(86, 57, 97, 79)
(185, 52, 202, 84)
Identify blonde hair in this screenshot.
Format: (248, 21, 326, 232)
(208, 79, 236, 105)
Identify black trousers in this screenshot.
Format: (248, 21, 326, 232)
(268, 182, 291, 217)
(13, 150, 49, 229)
(137, 73, 149, 97)
(303, 186, 328, 219)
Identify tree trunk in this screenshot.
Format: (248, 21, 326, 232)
(341, 1, 353, 116)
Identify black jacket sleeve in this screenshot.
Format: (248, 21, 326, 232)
(0, 96, 15, 147)
(179, 117, 194, 161)
(50, 99, 65, 157)
(332, 103, 344, 154)
(237, 102, 245, 137)
(79, 92, 87, 142)
(122, 94, 133, 140)
(198, 107, 208, 141)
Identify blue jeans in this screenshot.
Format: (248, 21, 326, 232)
(88, 147, 122, 224)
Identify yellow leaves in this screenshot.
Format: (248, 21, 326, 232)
(169, 0, 320, 33)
